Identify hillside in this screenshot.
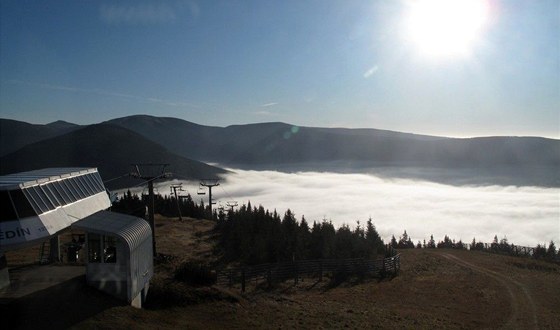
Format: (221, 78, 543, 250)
(74, 222, 560, 329)
(106, 115, 443, 164)
(108, 115, 560, 187)
(0, 119, 80, 156)
(0, 124, 227, 189)
(3, 215, 558, 329)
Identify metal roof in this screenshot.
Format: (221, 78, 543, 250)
(73, 210, 152, 252)
(0, 167, 99, 190)
(0, 168, 107, 218)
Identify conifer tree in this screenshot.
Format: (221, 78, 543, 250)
(427, 234, 436, 248)
(547, 241, 557, 260)
(365, 218, 384, 255)
(390, 235, 398, 248)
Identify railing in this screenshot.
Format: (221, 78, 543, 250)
(470, 243, 539, 257)
(216, 254, 400, 292)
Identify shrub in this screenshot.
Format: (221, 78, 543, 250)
(174, 261, 216, 286)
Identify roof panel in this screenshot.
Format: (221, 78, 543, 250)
(0, 168, 98, 190)
(73, 211, 152, 252)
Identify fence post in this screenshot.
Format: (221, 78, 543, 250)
(267, 264, 272, 288)
(241, 268, 246, 293)
(319, 260, 323, 282)
(294, 261, 298, 285)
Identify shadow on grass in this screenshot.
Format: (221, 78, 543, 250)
(1, 275, 122, 330)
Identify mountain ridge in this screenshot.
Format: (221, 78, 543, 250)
(106, 115, 559, 167)
(0, 123, 227, 189)
(1, 115, 558, 187)
(0, 118, 81, 156)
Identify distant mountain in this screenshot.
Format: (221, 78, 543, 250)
(107, 115, 559, 166)
(107, 115, 560, 187)
(3, 115, 558, 187)
(106, 115, 442, 163)
(0, 123, 227, 189)
(45, 120, 79, 130)
(106, 115, 225, 161)
(0, 119, 80, 156)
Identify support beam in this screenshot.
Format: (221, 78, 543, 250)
(200, 179, 220, 219)
(170, 184, 184, 221)
(130, 164, 171, 257)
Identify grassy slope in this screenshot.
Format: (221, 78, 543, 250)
(71, 216, 560, 329)
(4, 215, 558, 328)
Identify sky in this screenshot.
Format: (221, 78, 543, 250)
(0, 0, 558, 138)
(127, 169, 560, 247)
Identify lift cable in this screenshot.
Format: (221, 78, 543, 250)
(102, 173, 130, 184)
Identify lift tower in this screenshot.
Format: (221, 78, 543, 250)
(226, 201, 238, 213)
(131, 164, 171, 256)
(170, 183, 185, 221)
(199, 179, 219, 218)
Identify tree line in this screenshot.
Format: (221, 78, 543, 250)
(389, 230, 558, 262)
(112, 191, 558, 264)
(111, 190, 210, 219)
(214, 202, 386, 265)
(111, 191, 386, 265)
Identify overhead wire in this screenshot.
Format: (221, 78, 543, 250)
(129, 172, 169, 188)
(171, 172, 208, 197)
(102, 173, 130, 184)
(220, 184, 235, 201)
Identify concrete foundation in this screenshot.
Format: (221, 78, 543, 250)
(130, 282, 149, 308)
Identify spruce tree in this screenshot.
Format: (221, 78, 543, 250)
(547, 241, 557, 260)
(428, 235, 436, 248)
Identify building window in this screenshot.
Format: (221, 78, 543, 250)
(0, 191, 17, 222)
(87, 234, 117, 263)
(103, 235, 117, 263)
(88, 233, 101, 263)
(10, 190, 37, 219)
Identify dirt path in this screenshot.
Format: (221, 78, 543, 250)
(441, 253, 538, 330)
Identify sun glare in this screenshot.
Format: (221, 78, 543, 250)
(404, 0, 490, 59)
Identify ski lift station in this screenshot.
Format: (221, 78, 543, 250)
(0, 168, 153, 308)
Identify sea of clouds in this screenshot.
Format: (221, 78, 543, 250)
(127, 168, 559, 247)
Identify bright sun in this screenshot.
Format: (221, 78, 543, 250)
(404, 0, 490, 59)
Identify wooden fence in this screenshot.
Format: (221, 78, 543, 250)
(216, 255, 400, 292)
(467, 243, 545, 257)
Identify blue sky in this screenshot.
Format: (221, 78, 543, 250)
(0, 0, 558, 138)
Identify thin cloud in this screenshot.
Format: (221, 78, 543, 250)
(3, 80, 201, 109)
(253, 110, 279, 116)
(255, 102, 279, 116)
(363, 65, 379, 78)
(145, 97, 201, 108)
(100, 3, 176, 25)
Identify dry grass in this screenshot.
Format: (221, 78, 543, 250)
(4, 215, 560, 329)
(75, 215, 560, 329)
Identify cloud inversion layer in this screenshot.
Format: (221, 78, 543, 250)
(144, 169, 559, 247)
